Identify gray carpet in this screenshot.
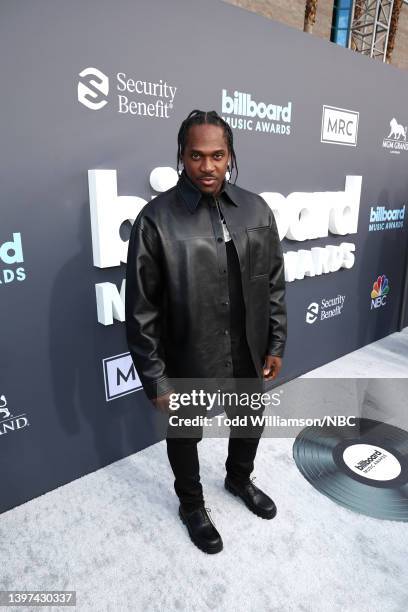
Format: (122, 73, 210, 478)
(1, 329, 408, 612)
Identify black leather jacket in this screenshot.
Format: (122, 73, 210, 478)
(125, 170, 287, 400)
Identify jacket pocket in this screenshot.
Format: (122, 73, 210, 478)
(246, 225, 270, 278)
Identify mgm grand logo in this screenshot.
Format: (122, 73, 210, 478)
(382, 117, 408, 154)
(0, 395, 30, 437)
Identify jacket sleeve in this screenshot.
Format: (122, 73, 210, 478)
(125, 216, 174, 401)
(266, 209, 287, 357)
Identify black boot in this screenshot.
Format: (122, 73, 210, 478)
(225, 476, 277, 519)
(179, 505, 223, 554)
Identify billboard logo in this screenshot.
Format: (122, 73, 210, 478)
(321, 105, 359, 147)
(382, 118, 408, 154)
(369, 205, 405, 232)
(88, 171, 363, 327)
(0, 233, 26, 286)
(102, 352, 142, 401)
(354, 449, 383, 471)
(221, 89, 292, 134)
(78, 67, 109, 110)
(306, 295, 345, 324)
(343, 443, 401, 480)
(370, 275, 390, 309)
(0, 395, 30, 438)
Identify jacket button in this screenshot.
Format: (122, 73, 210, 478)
(222, 269, 226, 274)
(225, 361, 231, 367)
(222, 301, 229, 306)
(217, 237, 223, 242)
(224, 329, 229, 335)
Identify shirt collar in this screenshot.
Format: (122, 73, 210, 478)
(177, 169, 239, 213)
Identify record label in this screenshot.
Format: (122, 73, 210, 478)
(342, 443, 401, 481)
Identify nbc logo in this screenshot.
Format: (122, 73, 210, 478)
(370, 275, 390, 309)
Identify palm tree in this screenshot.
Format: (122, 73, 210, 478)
(386, 0, 403, 64)
(304, 0, 318, 33)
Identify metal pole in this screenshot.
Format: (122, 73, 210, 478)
(348, 0, 357, 47)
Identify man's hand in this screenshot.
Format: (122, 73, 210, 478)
(263, 355, 282, 381)
(151, 390, 174, 414)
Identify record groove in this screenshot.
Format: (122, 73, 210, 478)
(293, 418, 408, 521)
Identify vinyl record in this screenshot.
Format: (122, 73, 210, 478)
(293, 418, 408, 521)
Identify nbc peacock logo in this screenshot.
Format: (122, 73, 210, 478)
(370, 274, 390, 309)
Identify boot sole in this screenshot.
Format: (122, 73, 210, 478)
(179, 508, 223, 554)
(224, 479, 277, 520)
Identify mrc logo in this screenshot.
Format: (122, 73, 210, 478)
(370, 275, 390, 309)
(321, 105, 359, 147)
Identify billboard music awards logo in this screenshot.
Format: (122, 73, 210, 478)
(354, 449, 384, 472)
(0, 233, 26, 286)
(382, 117, 408, 154)
(321, 105, 359, 147)
(343, 443, 401, 481)
(368, 205, 405, 232)
(305, 294, 346, 324)
(0, 394, 30, 437)
(370, 275, 390, 309)
(87, 170, 362, 334)
(78, 66, 177, 118)
(221, 89, 292, 134)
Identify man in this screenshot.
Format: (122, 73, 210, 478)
(125, 109, 287, 554)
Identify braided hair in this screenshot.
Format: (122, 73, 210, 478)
(176, 109, 238, 184)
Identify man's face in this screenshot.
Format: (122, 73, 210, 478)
(181, 123, 230, 196)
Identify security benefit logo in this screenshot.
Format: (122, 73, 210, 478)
(102, 353, 142, 401)
(306, 294, 345, 324)
(0, 233, 26, 286)
(370, 275, 390, 310)
(321, 105, 359, 147)
(382, 117, 408, 154)
(78, 67, 109, 110)
(0, 394, 30, 438)
(221, 89, 292, 135)
(77, 66, 177, 118)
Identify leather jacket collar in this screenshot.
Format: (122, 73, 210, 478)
(177, 169, 239, 214)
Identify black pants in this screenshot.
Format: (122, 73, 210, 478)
(166, 240, 265, 512)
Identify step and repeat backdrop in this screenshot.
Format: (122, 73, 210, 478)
(1, 0, 407, 513)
